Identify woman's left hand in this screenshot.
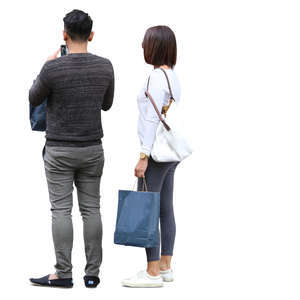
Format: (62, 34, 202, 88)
(135, 158, 148, 178)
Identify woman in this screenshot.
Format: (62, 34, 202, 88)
(122, 25, 181, 288)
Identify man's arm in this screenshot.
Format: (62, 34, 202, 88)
(102, 62, 115, 111)
(29, 49, 60, 107)
(29, 61, 51, 107)
(29, 77, 50, 107)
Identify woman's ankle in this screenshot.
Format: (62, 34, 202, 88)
(147, 260, 160, 276)
(160, 255, 172, 271)
(159, 263, 171, 271)
(147, 269, 160, 276)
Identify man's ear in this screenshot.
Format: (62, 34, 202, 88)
(88, 31, 94, 42)
(63, 30, 68, 42)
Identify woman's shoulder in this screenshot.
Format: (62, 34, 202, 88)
(150, 67, 177, 77)
(149, 68, 166, 80)
(148, 68, 180, 87)
(150, 68, 181, 100)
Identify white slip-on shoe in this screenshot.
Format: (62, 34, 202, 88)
(122, 270, 163, 288)
(160, 269, 174, 282)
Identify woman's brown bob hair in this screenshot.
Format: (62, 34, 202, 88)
(142, 25, 177, 68)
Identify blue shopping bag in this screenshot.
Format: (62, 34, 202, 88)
(114, 180, 160, 248)
(29, 99, 47, 131)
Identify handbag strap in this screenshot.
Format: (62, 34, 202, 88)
(146, 68, 175, 100)
(145, 68, 174, 131)
(145, 90, 171, 131)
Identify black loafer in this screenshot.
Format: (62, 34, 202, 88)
(30, 274, 73, 288)
(84, 275, 100, 288)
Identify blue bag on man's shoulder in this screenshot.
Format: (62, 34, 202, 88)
(114, 188, 160, 248)
(29, 99, 47, 131)
(29, 44, 68, 132)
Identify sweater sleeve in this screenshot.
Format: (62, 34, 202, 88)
(29, 62, 51, 107)
(102, 60, 115, 111)
(140, 72, 165, 156)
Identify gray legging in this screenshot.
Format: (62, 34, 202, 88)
(138, 157, 179, 262)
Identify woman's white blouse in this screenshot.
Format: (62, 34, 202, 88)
(137, 68, 181, 156)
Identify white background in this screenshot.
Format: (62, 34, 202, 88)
(0, 0, 299, 299)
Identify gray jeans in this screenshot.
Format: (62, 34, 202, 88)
(43, 144, 104, 278)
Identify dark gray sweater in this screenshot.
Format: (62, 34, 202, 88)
(29, 53, 114, 147)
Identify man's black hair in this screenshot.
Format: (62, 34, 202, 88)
(63, 9, 93, 42)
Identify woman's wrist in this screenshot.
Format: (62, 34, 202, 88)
(135, 153, 149, 178)
(140, 152, 149, 160)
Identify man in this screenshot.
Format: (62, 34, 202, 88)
(29, 9, 114, 288)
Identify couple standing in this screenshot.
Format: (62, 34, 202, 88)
(29, 9, 181, 288)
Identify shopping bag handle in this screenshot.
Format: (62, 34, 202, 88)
(132, 177, 148, 192)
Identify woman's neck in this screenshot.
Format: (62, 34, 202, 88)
(154, 65, 172, 70)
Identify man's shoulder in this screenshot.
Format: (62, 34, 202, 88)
(89, 53, 111, 62)
(48, 53, 112, 68)
(41, 57, 61, 72)
(40, 54, 113, 79)
(88, 54, 113, 69)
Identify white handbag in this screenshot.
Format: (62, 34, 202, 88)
(145, 68, 193, 162)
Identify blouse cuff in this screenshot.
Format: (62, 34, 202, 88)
(140, 147, 151, 157)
